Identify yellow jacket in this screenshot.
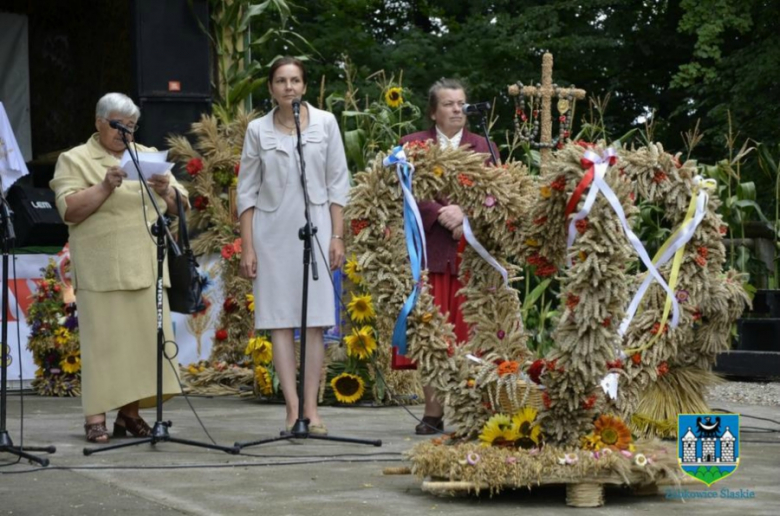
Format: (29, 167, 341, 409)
(50, 133, 188, 292)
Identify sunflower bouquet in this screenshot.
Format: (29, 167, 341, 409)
(26, 260, 81, 397)
(324, 254, 378, 405)
(244, 333, 279, 397)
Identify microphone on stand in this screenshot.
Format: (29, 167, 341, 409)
(291, 98, 302, 125)
(463, 102, 491, 116)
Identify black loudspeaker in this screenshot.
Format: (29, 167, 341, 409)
(7, 184, 68, 248)
(132, 0, 211, 150)
(137, 98, 212, 151)
(132, 0, 211, 98)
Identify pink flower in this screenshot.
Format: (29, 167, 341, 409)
(483, 195, 496, 207)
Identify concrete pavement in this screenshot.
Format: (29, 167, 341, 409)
(1, 394, 779, 515)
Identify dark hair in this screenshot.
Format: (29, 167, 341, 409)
(268, 56, 308, 85)
(426, 78, 467, 119)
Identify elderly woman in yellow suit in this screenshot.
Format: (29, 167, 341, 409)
(50, 93, 188, 443)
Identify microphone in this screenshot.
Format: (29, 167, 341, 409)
(109, 120, 134, 134)
(291, 98, 302, 121)
(463, 102, 491, 116)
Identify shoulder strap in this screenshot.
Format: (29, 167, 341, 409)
(172, 189, 191, 251)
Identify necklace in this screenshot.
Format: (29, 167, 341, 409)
(274, 112, 297, 135)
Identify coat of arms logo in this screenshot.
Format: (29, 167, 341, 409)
(678, 413, 740, 486)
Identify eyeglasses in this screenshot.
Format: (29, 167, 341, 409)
(105, 118, 140, 133)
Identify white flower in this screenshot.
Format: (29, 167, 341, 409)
(634, 453, 648, 467)
(559, 452, 578, 465)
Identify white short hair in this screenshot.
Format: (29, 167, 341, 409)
(95, 93, 140, 121)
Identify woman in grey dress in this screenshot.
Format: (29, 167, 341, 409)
(237, 57, 349, 435)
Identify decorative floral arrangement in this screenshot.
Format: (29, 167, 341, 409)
(25, 260, 81, 397)
(615, 143, 750, 438)
(345, 141, 535, 433)
(323, 255, 378, 405)
(350, 136, 744, 495)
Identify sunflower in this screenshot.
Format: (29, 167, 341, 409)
(54, 327, 71, 346)
(344, 254, 363, 285)
(60, 351, 81, 374)
(592, 414, 633, 451)
(245, 336, 273, 365)
(330, 372, 365, 404)
(246, 294, 255, 312)
(478, 414, 513, 447)
(511, 407, 542, 449)
(347, 292, 375, 323)
(344, 326, 377, 360)
(255, 365, 274, 396)
(384, 86, 404, 108)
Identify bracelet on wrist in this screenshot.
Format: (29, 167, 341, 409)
(331, 234, 343, 240)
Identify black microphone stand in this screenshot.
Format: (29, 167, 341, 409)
(0, 189, 56, 466)
(235, 102, 381, 450)
(84, 128, 237, 456)
(472, 109, 498, 166)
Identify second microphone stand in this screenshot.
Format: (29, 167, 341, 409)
(473, 109, 499, 166)
(0, 193, 56, 466)
(236, 102, 381, 450)
(84, 129, 237, 456)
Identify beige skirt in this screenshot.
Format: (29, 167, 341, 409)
(77, 286, 180, 417)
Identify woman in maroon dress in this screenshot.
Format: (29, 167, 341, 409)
(399, 78, 498, 434)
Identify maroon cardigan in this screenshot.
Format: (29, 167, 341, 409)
(399, 127, 499, 274)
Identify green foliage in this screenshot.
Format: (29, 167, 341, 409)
(673, 0, 753, 87)
(671, 0, 780, 167)
(198, 0, 315, 121)
(325, 60, 422, 174)
(521, 277, 557, 357)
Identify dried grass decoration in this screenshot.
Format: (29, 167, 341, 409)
(345, 140, 536, 438)
(615, 143, 750, 438)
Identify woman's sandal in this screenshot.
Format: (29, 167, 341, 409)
(309, 423, 328, 436)
(113, 412, 153, 438)
(84, 422, 110, 443)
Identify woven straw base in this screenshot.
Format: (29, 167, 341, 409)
(566, 483, 604, 507)
(421, 473, 696, 507)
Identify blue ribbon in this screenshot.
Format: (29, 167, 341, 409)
(384, 146, 426, 356)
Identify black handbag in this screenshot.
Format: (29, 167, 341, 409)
(167, 189, 207, 314)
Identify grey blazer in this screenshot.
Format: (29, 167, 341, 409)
(237, 103, 349, 216)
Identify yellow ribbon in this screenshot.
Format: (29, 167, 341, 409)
(623, 179, 716, 355)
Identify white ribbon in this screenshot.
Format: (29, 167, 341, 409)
(462, 217, 508, 288)
(618, 176, 714, 336)
(566, 149, 680, 330)
(384, 147, 427, 268)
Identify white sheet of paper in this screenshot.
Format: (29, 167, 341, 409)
(120, 150, 173, 180)
(600, 373, 619, 400)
